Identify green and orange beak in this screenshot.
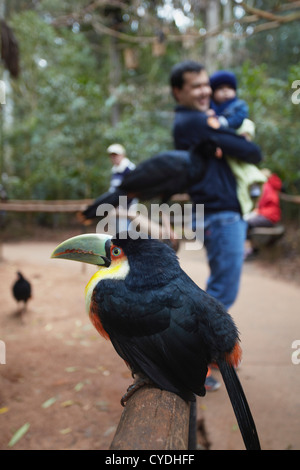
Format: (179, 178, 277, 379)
(51, 233, 112, 267)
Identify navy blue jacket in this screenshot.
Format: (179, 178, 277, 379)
(172, 106, 262, 214)
(211, 97, 249, 129)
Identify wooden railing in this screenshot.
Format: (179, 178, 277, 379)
(109, 385, 191, 450)
(0, 191, 299, 214)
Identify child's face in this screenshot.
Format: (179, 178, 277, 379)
(213, 85, 236, 104)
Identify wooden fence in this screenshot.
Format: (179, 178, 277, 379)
(0, 192, 299, 214)
(110, 385, 191, 450)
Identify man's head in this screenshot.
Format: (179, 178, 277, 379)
(107, 143, 126, 166)
(170, 60, 211, 112)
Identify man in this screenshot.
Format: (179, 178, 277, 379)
(170, 60, 262, 390)
(170, 60, 262, 309)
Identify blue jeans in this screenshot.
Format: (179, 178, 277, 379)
(194, 211, 247, 310)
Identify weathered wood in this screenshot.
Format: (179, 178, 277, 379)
(248, 224, 285, 247)
(0, 199, 93, 212)
(110, 385, 190, 450)
(279, 192, 300, 205)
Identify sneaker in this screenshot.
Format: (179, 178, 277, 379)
(205, 374, 221, 392)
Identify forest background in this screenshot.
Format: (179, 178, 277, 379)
(0, 0, 300, 224)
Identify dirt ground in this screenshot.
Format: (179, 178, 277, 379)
(0, 230, 299, 450)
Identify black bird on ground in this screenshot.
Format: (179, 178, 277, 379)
(12, 271, 32, 312)
(80, 130, 262, 222)
(52, 231, 261, 450)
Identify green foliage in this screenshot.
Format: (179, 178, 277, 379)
(5, 11, 113, 200)
(3, 10, 177, 202)
(2, 3, 300, 207)
(237, 61, 300, 192)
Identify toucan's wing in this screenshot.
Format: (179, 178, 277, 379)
(93, 276, 208, 400)
(82, 189, 125, 219)
(120, 151, 191, 194)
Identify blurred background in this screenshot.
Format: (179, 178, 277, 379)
(0, 1, 300, 213)
(0, 0, 300, 450)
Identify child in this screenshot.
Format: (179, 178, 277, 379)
(209, 70, 248, 130)
(209, 70, 266, 215)
(228, 119, 267, 215)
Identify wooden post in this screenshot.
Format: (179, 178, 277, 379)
(110, 385, 190, 450)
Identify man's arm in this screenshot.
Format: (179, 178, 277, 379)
(175, 113, 262, 164)
(212, 127, 262, 164)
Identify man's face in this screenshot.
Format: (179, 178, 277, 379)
(109, 153, 124, 166)
(173, 70, 211, 112)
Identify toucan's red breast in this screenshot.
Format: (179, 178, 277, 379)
(89, 295, 110, 340)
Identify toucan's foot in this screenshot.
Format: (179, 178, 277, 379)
(121, 374, 153, 407)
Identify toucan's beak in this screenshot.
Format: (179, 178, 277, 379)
(51, 233, 112, 267)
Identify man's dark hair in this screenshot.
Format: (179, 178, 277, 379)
(170, 60, 206, 90)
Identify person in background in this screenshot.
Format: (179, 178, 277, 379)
(77, 143, 137, 227)
(209, 70, 248, 130)
(106, 143, 136, 195)
(245, 170, 282, 228)
(170, 60, 262, 391)
(244, 171, 283, 260)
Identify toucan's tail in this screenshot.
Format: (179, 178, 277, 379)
(217, 359, 261, 450)
(82, 189, 125, 220)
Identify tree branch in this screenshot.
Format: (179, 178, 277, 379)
(51, 1, 300, 45)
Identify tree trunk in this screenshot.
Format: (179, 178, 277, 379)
(204, 0, 220, 74)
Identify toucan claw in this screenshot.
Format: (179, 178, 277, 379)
(120, 374, 154, 407)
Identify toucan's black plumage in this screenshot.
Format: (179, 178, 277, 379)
(82, 142, 212, 220)
(82, 126, 262, 221)
(51, 232, 261, 450)
(12, 271, 31, 306)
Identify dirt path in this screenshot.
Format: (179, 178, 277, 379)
(0, 235, 299, 450)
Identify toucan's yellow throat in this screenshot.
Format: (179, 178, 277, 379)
(51, 233, 130, 314)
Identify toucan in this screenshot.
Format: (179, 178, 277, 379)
(80, 133, 262, 221)
(51, 231, 261, 450)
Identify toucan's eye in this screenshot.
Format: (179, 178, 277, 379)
(111, 246, 123, 258)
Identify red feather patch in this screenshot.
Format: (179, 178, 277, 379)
(89, 297, 110, 341)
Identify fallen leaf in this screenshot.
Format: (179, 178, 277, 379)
(0, 407, 9, 414)
(42, 397, 57, 409)
(61, 400, 75, 408)
(59, 427, 72, 435)
(74, 382, 84, 392)
(8, 422, 30, 448)
(103, 425, 116, 437)
(65, 366, 78, 373)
